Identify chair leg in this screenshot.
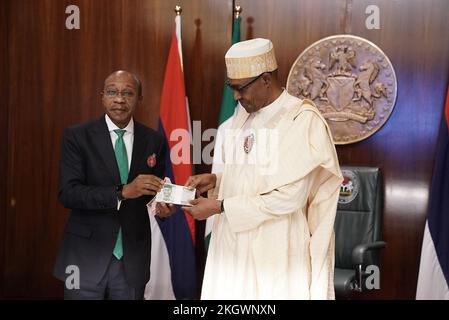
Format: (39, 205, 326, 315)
(354, 264, 364, 292)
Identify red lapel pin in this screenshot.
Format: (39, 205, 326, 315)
(147, 153, 157, 168)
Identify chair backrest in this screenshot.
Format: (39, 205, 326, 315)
(334, 166, 383, 269)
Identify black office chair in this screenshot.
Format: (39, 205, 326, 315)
(334, 166, 386, 298)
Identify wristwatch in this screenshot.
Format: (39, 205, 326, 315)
(116, 184, 126, 201)
(220, 199, 225, 213)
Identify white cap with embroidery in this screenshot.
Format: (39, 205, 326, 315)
(225, 38, 278, 79)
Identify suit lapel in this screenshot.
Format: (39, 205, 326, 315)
(91, 116, 121, 184)
(129, 122, 147, 182)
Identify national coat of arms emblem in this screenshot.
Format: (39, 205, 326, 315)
(287, 35, 397, 144)
(339, 169, 359, 204)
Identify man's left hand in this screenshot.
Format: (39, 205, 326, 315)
(155, 202, 176, 218)
(182, 197, 221, 220)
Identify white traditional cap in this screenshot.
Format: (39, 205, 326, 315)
(225, 38, 278, 79)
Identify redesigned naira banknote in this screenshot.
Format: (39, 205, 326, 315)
(155, 183, 196, 206)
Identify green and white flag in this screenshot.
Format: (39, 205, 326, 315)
(205, 14, 241, 252)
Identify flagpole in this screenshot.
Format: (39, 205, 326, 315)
(235, 5, 242, 18)
(233, 4, 242, 34)
(173, 5, 192, 146)
(174, 6, 183, 70)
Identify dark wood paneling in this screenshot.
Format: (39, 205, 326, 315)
(0, 0, 10, 299)
(5, 0, 76, 298)
(3, 0, 230, 298)
(3, 0, 449, 300)
(238, 0, 347, 85)
(230, 0, 449, 299)
(341, 0, 449, 300)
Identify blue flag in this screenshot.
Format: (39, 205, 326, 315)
(416, 87, 449, 299)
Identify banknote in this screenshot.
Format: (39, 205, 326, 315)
(155, 183, 196, 206)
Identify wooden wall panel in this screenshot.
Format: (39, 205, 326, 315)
(238, 0, 347, 86)
(4, 0, 81, 298)
(2, 0, 230, 298)
(0, 0, 9, 299)
(2, 0, 449, 300)
(237, 0, 449, 299)
(342, 0, 449, 300)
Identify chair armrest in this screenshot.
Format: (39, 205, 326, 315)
(351, 241, 386, 292)
(352, 241, 386, 265)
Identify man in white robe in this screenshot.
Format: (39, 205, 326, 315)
(183, 38, 342, 299)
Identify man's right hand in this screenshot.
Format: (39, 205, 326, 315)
(122, 174, 164, 199)
(184, 173, 217, 195)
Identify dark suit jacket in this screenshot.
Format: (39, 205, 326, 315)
(53, 116, 165, 288)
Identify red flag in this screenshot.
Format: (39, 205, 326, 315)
(147, 17, 197, 299)
(159, 25, 195, 243)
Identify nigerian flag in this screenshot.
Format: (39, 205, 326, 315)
(205, 14, 241, 251)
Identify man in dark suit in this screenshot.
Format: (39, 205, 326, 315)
(54, 70, 175, 299)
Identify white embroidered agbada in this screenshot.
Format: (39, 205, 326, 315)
(202, 90, 342, 300)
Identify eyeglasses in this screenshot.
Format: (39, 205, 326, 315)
(103, 89, 136, 99)
(226, 72, 266, 93)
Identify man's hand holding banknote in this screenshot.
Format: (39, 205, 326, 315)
(122, 174, 175, 218)
(181, 173, 223, 221)
(149, 174, 222, 220)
